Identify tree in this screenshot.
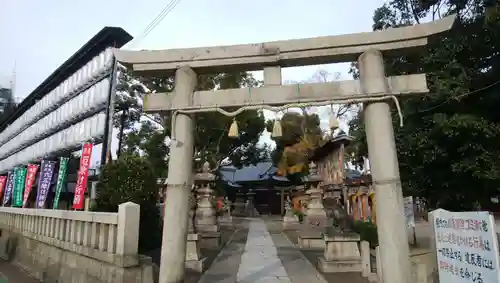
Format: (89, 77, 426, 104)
(113, 68, 147, 159)
(348, 0, 500, 210)
(94, 154, 161, 253)
(117, 71, 268, 173)
(266, 111, 324, 176)
(267, 69, 353, 177)
(121, 119, 169, 178)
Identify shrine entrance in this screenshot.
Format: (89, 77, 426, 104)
(254, 188, 282, 215)
(114, 14, 456, 283)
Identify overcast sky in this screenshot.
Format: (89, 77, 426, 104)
(0, 0, 387, 167)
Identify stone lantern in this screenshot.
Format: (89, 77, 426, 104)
(185, 182, 203, 272)
(194, 161, 220, 247)
(303, 161, 327, 229)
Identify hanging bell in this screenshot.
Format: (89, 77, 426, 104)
(228, 119, 239, 138)
(329, 115, 340, 130)
(271, 119, 283, 138)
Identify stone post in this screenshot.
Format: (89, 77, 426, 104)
(361, 240, 371, 278)
(159, 67, 197, 283)
(219, 197, 232, 224)
(185, 185, 204, 271)
(283, 194, 299, 229)
(303, 162, 327, 229)
(358, 49, 412, 283)
(188, 188, 196, 233)
(116, 202, 140, 256)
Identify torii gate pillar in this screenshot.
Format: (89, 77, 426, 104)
(159, 67, 197, 283)
(359, 50, 412, 283)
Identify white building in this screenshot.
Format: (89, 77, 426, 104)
(0, 74, 14, 115)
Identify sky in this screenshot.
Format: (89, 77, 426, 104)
(0, 0, 387, 167)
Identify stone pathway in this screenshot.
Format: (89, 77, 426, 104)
(265, 219, 328, 283)
(199, 218, 327, 283)
(197, 226, 249, 283)
(237, 219, 291, 283)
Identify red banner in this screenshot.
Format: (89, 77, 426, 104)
(0, 176, 7, 203)
(72, 143, 93, 210)
(23, 164, 39, 208)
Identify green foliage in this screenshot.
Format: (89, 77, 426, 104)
(266, 111, 323, 176)
(348, 0, 500, 211)
(122, 120, 169, 178)
(94, 154, 161, 253)
(352, 220, 379, 248)
(293, 209, 305, 223)
(116, 71, 268, 174)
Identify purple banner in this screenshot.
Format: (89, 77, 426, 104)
(36, 160, 55, 209)
(3, 171, 14, 206)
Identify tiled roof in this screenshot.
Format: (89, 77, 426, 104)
(219, 161, 277, 183)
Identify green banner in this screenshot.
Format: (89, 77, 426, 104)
(53, 157, 69, 209)
(12, 167, 27, 207)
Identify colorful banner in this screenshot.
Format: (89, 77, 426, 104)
(22, 164, 39, 208)
(35, 160, 55, 209)
(0, 176, 7, 203)
(3, 171, 14, 206)
(72, 143, 93, 210)
(53, 157, 69, 209)
(12, 167, 27, 207)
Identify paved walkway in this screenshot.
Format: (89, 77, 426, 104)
(0, 260, 40, 283)
(199, 218, 327, 283)
(237, 220, 291, 283)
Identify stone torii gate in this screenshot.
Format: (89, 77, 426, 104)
(114, 15, 455, 283)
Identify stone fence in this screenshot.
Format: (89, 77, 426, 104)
(0, 202, 155, 283)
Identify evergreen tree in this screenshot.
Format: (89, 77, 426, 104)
(94, 154, 161, 253)
(348, 0, 500, 210)
(114, 71, 268, 173)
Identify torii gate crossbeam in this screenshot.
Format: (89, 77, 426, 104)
(114, 15, 456, 283)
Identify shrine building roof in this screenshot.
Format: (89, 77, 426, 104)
(309, 134, 354, 162)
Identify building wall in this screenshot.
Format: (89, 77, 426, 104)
(0, 87, 14, 116)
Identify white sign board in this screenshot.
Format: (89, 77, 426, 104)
(404, 196, 415, 228)
(431, 209, 500, 283)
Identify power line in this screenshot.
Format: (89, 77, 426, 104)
(409, 78, 500, 115)
(127, 0, 183, 49)
(142, 0, 182, 41)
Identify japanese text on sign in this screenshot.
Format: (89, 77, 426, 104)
(35, 161, 55, 209)
(53, 157, 69, 209)
(23, 164, 39, 207)
(12, 167, 26, 207)
(431, 209, 500, 283)
(3, 172, 14, 205)
(72, 143, 93, 210)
